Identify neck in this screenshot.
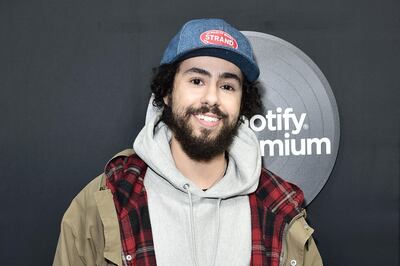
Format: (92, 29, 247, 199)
(170, 136, 227, 190)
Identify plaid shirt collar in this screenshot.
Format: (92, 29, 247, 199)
(106, 154, 304, 266)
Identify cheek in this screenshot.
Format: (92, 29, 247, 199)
(222, 98, 241, 121)
(173, 91, 202, 111)
(170, 93, 193, 115)
(230, 94, 242, 114)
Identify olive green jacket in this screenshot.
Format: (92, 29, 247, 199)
(53, 149, 323, 266)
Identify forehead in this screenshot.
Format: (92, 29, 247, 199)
(178, 56, 243, 79)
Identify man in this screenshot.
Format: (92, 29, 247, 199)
(54, 18, 323, 266)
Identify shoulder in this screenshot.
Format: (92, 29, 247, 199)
(60, 174, 103, 238)
(255, 168, 305, 217)
(61, 149, 138, 229)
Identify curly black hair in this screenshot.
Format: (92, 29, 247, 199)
(150, 62, 263, 120)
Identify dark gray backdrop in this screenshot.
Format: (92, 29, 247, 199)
(0, 0, 399, 265)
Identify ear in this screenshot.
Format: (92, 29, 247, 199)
(163, 95, 170, 106)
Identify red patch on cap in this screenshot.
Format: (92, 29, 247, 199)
(200, 30, 238, 49)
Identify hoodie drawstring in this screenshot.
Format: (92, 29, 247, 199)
(210, 198, 222, 266)
(184, 183, 200, 266)
(183, 183, 222, 266)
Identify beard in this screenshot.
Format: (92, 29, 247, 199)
(162, 98, 240, 162)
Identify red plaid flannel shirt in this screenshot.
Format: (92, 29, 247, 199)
(106, 154, 304, 266)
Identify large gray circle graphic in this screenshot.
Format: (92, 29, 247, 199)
(243, 31, 340, 205)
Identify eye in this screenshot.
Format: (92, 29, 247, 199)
(190, 78, 204, 86)
(221, 84, 235, 91)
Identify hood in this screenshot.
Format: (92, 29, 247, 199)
(133, 106, 261, 199)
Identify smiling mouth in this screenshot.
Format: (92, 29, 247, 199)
(193, 113, 222, 127)
(195, 114, 221, 122)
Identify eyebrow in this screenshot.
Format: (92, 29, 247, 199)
(219, 72, 242, 85)
(183, 67, 242, 85)
(183, 67, 211, 77)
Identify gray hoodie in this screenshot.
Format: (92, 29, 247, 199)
(133, 113, 261, 266)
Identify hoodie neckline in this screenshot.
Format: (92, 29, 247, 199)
(133, 113, 262, 199)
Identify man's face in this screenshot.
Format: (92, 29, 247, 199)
(163, 56, 243, 161)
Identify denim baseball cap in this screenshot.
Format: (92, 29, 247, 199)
(160, 18, 260, 82)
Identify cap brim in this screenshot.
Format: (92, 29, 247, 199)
(169, 47, 260, 82)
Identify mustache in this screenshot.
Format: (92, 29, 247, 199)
(185, 105, 228, 119)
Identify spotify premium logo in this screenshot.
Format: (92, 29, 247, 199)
(243, 31, 340, 204)
(244, 107, 331, 157)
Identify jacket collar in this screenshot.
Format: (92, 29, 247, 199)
(92, 149, 136, 266)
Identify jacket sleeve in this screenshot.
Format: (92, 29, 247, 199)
(53, 177, 104, 266)
(284, 216, 323, 266)
(53, 217, 85, 266)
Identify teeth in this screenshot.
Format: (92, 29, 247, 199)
(196, 114, 219, 122)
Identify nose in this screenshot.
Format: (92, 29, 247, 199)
(201, 83, 219, 106)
